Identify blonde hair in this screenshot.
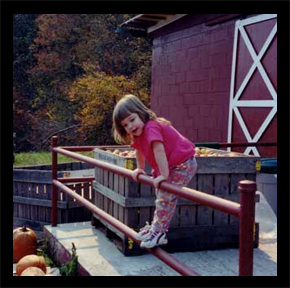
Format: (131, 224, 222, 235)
(112, 94, 170, 144)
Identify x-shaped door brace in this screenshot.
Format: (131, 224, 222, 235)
(227, 14, 277, 156)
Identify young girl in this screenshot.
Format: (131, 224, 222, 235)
(112, 94, 197, 249)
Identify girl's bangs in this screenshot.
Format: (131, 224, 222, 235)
(115, 105, 133, 124)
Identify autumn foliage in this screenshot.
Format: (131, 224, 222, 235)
(68, 69, 150, 142)
(13, 14, 152, 150)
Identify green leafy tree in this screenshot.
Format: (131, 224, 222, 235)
(68, 68, 150, 144)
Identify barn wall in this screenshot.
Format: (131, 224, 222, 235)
(150, 15, 239, 143)
(150, 14, 258, 145)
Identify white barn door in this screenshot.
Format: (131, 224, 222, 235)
(227, 14, 277, 156)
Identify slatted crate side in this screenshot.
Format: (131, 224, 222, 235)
(213, 174, 230, 225)
(13, 182, 18, 218)
(46, 184, 54, 223)
(29, 183, 38, 224)
(169, 177, 198, 228)
(73, 184, 83, 222)
(13, 182, 22, 218)
(76, 182, 92, 222)
(93, 167, 100, 211)
(138, 183, 153, 228)
(60, 186, 70, 223)
(108, 172, 124, 221)
(58, 182, 86, 223)
(13, 167, 94, 227)
(98, 167, 104, 211)
(83, 182, 93, 219)
(188, 151, 258, 227)
(64, 183, 76, 222)
(112, 173, 120, 220)
(13, 169, 51, 224)
(37, 184, 48, 223)
(93, 172, 127, 225)
(103, 169, 111, 216)
(23, 183, 32, 220)
(124, 177, 139, 228)
(117, 175, 125, 223)
(195, 149, 260, 174)
(196, 174, 215, 225)
(178, 175, 198, 228)
(18, 183, 30, 220)
(93, 147, 151, 228)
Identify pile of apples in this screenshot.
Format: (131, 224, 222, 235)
(105, 147, 241, 158)
(106, 149, 136, 157)
(195, 147, 241, 157)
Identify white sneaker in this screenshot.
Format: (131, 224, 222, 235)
(140, 230, 168, 249)
(136, 221, 152, 241)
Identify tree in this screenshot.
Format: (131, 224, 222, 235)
(13, 14, 38, 151)
(68, 69, 150, 144)
(14, 14, 152, 150)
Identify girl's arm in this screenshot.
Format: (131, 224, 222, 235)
(152, 141, 169, 188)
(136, 149, 145, 170)
(132, 149, 146, 182)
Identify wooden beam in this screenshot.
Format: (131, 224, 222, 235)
(138, 17, 161, 22)
(205, 14, 244, 26)
(148, 14, 188, 34)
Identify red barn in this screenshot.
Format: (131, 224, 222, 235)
(121, 14, 277, 157)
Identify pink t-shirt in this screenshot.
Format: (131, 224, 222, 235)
(131, 120, 195, 177)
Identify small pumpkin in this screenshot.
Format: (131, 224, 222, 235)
(13, 226, 38, 263)
(21, 267, 46, 276)
(16, 255, 47, 276)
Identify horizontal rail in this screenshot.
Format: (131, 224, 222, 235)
(53, 179, 200, 276)
(53, 147, 240, 217)
(58, 177, 95, 183)
(220, 141, 277, 148)
(59, 145, 130, 152)
(59, 142, 276, 151)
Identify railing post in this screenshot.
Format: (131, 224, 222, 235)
(238, 180, 256, 276)
(51, 136, 58, 226)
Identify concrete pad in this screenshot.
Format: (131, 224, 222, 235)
(44, 220, 276, 276)
(42, 189, 277, 276)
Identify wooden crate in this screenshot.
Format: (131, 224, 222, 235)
(94, 147, 151, 174)
(13, 163, 94, 231)
(92, 147, 260, 256)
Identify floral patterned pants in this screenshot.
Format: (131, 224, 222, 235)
(151, 156, 197, 233)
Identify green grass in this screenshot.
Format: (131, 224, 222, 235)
(13, 151, 94, 167)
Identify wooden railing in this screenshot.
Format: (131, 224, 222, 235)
(51, 136, 257, 276)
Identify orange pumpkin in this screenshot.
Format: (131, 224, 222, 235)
(13, 226, 38, 263)
(21, 267, 46, 276)
(16, 255, 47, 276)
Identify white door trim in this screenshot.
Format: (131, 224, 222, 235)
(227, 14, 277, 156)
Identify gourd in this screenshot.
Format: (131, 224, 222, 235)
(13, 226, 37, 263)
(16, 255, 47, 276)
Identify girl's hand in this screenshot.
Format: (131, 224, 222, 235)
(132, 168, 146, 182)
(153, 175, 168, 189)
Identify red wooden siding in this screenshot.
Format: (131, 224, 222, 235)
(150, 14, 277, 157)
(150, 16, 235, 144)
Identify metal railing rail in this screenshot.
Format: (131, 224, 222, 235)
(51, 136, 256, 276)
